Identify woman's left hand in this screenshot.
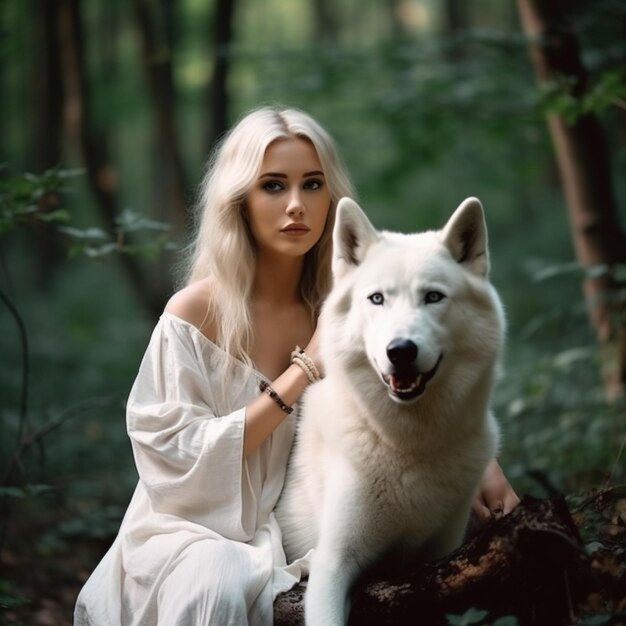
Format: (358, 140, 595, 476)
(472, 458, 520, 523)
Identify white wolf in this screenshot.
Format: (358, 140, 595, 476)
(275, 197, 505, 625)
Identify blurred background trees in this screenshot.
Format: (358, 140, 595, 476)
(1, 0, 625, 622)
(517, 0, 626, 401)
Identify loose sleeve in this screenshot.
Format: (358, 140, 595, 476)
(126, 314, 259, 540)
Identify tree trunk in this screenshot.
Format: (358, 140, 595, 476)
(32, 0, 65, 286)
(516, 0, 626, 401)
(444, 0, 468, 34)
(34, 0, 64, 174)
(442, 0, 469, 61)
(208, 0, 236, 152)
(58, 0, 166, 319)
(132, 0, 188, 235)
(311, 0, 339, 44)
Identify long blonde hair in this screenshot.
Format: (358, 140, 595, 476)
(182, 106, 355, 365)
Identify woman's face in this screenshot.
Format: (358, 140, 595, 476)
(245, 137, 331, 260)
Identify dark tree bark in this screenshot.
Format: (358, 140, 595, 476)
(32, 0, 65, 285)
(444, 0, 468, 34)
(58, 0, 167, 319)
(208, 0, 236, 152)
(275, 492, 626, 625)
(311, 0, 339, 44)
(132, 0, 188, 234)
(33, 0, 64, 174)
(516, 0, 626, 401)
(442, 0, 469, 61)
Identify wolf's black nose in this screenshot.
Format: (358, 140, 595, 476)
(386, 339, 418, 366)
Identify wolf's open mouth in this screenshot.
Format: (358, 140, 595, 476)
(382, 356, 442, 402)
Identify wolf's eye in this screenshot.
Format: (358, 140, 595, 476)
(425, 291, 445, 304)
(368, 292, 384, 306)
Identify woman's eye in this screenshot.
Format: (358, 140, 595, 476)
(263, 181, 284, 192)
(303, 178, 323, 191)
(368, 292, 384, 306)
(425, 291, 445, 304)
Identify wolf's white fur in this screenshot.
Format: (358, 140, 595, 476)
(275, 197, 504, 625)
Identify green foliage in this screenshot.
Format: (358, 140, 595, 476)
(0, 1, 625, 620)
(575, 614, 618, 626)
(0, 166, 79, 234)
(59, 207, 175, 260)
(446, 608, 490, 626)
(0, 484, 53, 500)
(540, 71, 626, 124)
(37, 504, 127, 556)
(0, 166, 175, 261)
(495, 273, 626, 497)
(446, 607, 520, 626)
(0, 167, 154, 555)
(1, 0, 623, 514)
(0, 578, 31, 610)
(567, 486, 626, 561)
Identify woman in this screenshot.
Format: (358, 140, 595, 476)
(74, 106, 518, 626)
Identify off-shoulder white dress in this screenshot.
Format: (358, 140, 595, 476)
(74, 313, 310, 626)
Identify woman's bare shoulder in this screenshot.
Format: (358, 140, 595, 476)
(164, 277, 217, 341)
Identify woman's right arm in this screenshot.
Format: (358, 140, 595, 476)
(241, 339, 316, 458)
(165, 281, 320, 459)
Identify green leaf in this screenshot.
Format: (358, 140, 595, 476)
(115, 207, 171, 234)
(83, 242, 119, 258)
(552, 346, 593, 370)
(582, 71, 626, 115)
(0, 578, 31, 608)
(56, 167, 86, 179)
(446, 608, 490, 626)
(585, 540, 604, 554)
(532, 261, 581, 282)
(0, 486, 26, 499)
(37, 209, 71, 223)
(0, 484, 53, 499)
(58, 226, 110, 241)
(576, 614, 613, 626)
(492, 617, 520, 626)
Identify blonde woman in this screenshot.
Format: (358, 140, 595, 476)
(74, 106, 518, 626)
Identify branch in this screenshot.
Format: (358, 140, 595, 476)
(0, 396, 119, 486)
(0, 288, 29, 446)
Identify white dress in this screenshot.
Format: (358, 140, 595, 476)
(74, 313, 310, 626)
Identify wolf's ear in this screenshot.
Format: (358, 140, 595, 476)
(441, 197, 489, 276)
(332, 197, 379, 278)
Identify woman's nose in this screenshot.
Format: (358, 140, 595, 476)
(286, 190, 304, 216)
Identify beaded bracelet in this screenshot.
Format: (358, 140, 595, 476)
(290, 346, 322, 383)
(259, 380, 293, 414)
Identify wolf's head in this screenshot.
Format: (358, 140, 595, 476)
(321, 197, 505, 407)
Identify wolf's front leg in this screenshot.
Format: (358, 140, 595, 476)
(305, 540, 363, 626)
(304, 465, 376, 626)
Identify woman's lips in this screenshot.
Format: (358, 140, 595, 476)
(281, 223, 310, 235)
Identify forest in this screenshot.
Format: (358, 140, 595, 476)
(1, 0, 625, 624)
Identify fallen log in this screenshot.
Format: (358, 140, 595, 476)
(275, 488, 626, 625)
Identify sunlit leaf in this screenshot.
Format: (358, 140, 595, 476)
(58, 226, 110, 241)
(38, 209, 71, 223)
(83, 243, 119, 258)
(115, 208, 171, 234)
(532, 261, 581, 282)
